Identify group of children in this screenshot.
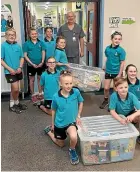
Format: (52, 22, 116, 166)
(1, 28, 140, 165)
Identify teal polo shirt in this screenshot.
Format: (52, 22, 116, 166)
(44, 37, 56, 61)
(52, 88, 84, 128)
(23, 39, 45, 65)
(109, 92, 140, 116)
(40, 69, 60, 100)
(54, 48, 68, 71)
(128, 78, 140, 101)
(105, 45, 126, 74)
(1, 41, 23, 74)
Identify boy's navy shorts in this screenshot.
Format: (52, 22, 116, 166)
(54, 122, 78, 140)
(27, 65, 43, 76)
(5, 72, 23, 83)
(105, 73, 118, 79)
(44, 100, 52, 109)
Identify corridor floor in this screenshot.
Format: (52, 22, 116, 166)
(1, 93, 140, 171)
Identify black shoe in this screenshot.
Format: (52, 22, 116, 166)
(9, 105, 22, 114)
(100, 100, 109, 109)
(17, 103, 27, 110)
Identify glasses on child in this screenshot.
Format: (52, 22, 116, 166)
(47, 61, 56, 64)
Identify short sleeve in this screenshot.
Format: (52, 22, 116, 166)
(51, 96, 58, 110)
(41, 41, 46, 51)
(104, 47, 108, 57)
(109, 93, 117, 110)
(132, 94, 140, 110)
(79, 27, 85, 38)
(19, 45, 24, 58)
(76, 89, 84, 103)
(23, 42, 28, 53)
(40, 73, 45, 86)
(1, 44, 5, 59)
(120, 48, 126, 61)
(54, 50, 61, 62)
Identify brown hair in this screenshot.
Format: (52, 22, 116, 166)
(125, 64, 137, 74)
(56, 36, 65, 44)
(29, 28, 37, 34)
(114, 77, 127, 87)
(111, 31, 122, 39)
(60, 70, 72, 80)
(5, 28, 16, 36)
(46, 56, 56, 62)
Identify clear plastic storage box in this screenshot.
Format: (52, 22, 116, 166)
(78, 115, 139, 165)
(69, 63, 105, 92)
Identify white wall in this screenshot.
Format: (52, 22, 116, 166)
(103, 0, 140, 77)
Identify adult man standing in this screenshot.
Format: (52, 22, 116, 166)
(57, 11, 85, 64)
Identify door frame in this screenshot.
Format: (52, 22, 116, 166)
(86, 0, 100, 67)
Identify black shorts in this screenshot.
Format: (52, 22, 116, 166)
(44, 100, 52, 109)
(54, 122, 78, 140)
(5, 72, 23, 83)
(105, 73, 118, 79)
(27, 65, 43, 76)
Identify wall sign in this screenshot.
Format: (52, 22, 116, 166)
(122, 17, 135, 25)
(109, 17, 120, 28)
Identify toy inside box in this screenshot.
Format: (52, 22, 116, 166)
(69, 63, 105, 92)
(78, 115, 139, 165)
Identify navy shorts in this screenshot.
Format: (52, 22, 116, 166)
(27, 65, 43, 76)
(54, 122, 78, 140)
(5, 72, 23, 83)
(44, 100, 52, 109)
(105, 73, 118, 79)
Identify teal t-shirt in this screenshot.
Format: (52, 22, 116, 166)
(44, 37, 56, 61)
(1, 41, 23, 74)
(105, 45, 126, 74)
(128, 78, 140, 101)
(109, 92, 140, 116)
(54, 48, 68, 71)
(40, 70, 60, 100)
(52, 88, 84, 128)
(23, 39, 45, 65)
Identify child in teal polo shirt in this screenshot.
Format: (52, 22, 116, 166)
(1, 28, 27, 113)
(54, 36, 69, 71)
(125, 64, 140, 101)
(100, 31, 126, 109)
(44, 70, 84, 165)
(38, 57, 60, 115)
(23, 28, 46, 104)
(44, 27, 56, 61)
(109, 77, 140, 125)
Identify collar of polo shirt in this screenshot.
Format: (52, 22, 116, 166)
(127, 78, 139, 85)
(110, 44, 119, 49)
(56, 48, 64, 51)
(58, 88, 74, 97)
(117, 92, 129, 101)
(6, 40, 17, 44)
(46, 69, 57, 74)
(44, 37, 54, 42)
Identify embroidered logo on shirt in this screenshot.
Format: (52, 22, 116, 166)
(115, 52, 118, 56)
(9, 79, 13, 81)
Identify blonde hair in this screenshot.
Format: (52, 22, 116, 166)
(114, 77, 127, 87)
(5, 28, 16, 36)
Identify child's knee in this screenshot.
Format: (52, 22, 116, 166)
(57, 140, 65, 147)
(70, 134, 77, 142)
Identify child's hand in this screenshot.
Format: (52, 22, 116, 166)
(32, 64, 38, 68)
(65, 63, 70, 68)
(9, 69, 16, 75)
(51, 124, 54, 132)
(16, 67, 22, 74)
(76, 117, 81, 126)
(37, 63, 43, 68)
(119, 118, 127, 125)
(126, 115, 135, 123)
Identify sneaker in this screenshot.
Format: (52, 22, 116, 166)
(31, 95, 38, 104)
(44, 125, 52, 134)
(137, 135, 140, 144)
(17, 103, 27, 110)
(100, 100, 109, 109)
(69, 148, 79, 165)
(37, 94, 44, 102)
(9, 105, 22, 114)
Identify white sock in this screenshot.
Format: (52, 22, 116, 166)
(14, 100, 19, 105)
(10, 100, 14, 107)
